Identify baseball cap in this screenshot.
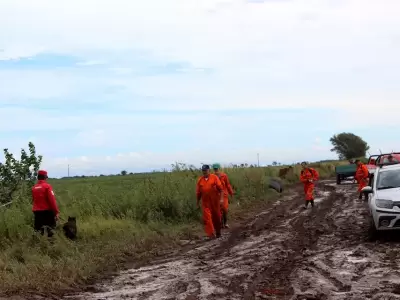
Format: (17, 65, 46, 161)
(38, 170, 48, 177)
(201, 164, 210, 171)
(212, 163, 221, 169)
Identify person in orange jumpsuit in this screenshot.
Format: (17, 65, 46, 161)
(32, 170, 60, 237)
(196, 164, 224, 239)
(300, 162, 319, 209)
(212, 163, 234, 229)
(355, 159, 369, 200)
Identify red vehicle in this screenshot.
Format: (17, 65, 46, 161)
(366, 155, 379, 174)
(366, 152, 400, 186)
(367, 153, 400, 175)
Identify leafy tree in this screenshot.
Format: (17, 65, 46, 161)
(330, 132, 370, 160)
(0, 142, 42, 204)
(121, 170, 127, 176)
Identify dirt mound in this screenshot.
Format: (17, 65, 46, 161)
(63, 181, 400, 299)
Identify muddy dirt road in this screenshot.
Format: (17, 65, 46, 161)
(66, 180, 400, 300)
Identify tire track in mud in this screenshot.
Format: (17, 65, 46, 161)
(239, 183, 342, 300)
(65, 181, 339, 300)
(65, 180, 400, 300)
(291, 183, 400, 300)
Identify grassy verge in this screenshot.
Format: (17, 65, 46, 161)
(0, 162, 341, 295)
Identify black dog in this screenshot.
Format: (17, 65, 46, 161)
(62, 216, 77, 240)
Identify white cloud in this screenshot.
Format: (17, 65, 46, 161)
(0, 0, 399, 114)
(76, 60, 106, 66)
(1, 0, 400, 71)
(76, 130, 107, 147)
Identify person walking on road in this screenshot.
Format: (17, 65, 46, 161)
(212, 163, 234, 229)
(196, 164, 224, 239)
(300, 162, 319, 209)
(32, 170, 60, 237)
(355, 159, 369, 200)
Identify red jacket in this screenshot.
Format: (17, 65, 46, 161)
(31, 180, 59, 215)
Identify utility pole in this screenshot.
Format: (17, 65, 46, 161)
(68, 164, 70, 177)
(257, 153, 260, 167)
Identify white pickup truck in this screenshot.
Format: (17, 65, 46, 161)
(362, 161, 400, 238)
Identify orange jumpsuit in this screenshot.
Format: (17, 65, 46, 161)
(217, 172, 234, 227)
(196, 174, 224, 238)
(300, 168, 319, 201)
(355, 163, 369, 192)
(217, 173, 234, 213)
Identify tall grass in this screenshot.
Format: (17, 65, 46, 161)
(0, 162, 340, 294)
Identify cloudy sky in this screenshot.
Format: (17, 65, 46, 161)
(1, 0, 400, 177)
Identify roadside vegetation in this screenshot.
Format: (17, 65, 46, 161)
(0, 140, 354, 295)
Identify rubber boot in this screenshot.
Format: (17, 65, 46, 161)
(303, 201, 308, 209)
(222, 211, 229, 228)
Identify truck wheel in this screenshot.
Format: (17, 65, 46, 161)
(368, 217, 379, 241)
(336, 174, 341, 185)
(368, 175, 373, 186)
(269, 179, 283, 193)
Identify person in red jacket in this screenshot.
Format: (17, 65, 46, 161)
(300, 162, 319, 209)
(32, 170, 59, 237)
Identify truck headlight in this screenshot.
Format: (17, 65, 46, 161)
(376, 199, 394, 209)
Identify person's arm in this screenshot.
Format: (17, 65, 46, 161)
(312, 168, 320, 181)
(300, 171, 308, 183)
(31, 187, 35, 204)
(224, 175, 234, 196)
(215, 177, 224, 204)
(362, 165, 369, 179)
(47, 185, 60, 217)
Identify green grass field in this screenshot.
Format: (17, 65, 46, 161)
(0, 162, 342, 295)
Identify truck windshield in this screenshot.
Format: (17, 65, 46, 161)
(377, 169, 400, 190)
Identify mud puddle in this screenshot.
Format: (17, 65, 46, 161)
(291, 184, 400, 300)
